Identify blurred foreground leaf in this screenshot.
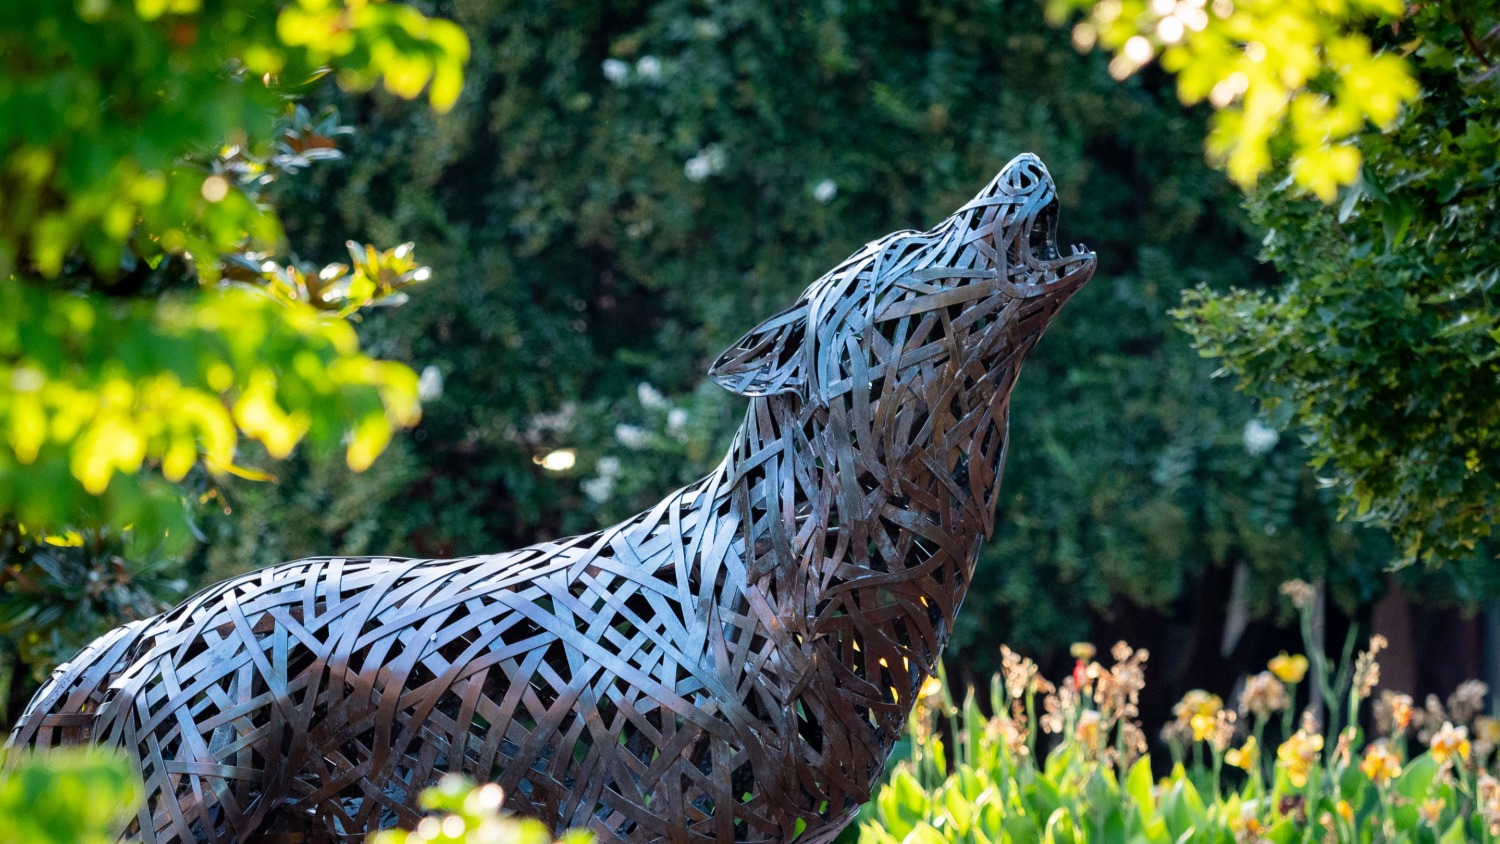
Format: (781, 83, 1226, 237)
(0, 747, 142, 844)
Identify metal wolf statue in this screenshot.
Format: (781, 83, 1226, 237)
(10, 153, 1096, 843)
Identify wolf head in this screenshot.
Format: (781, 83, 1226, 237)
(708, 153, 1095, 408)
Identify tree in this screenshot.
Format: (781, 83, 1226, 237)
(1178, 4, 1500, 565)
(1047, 0, 1418, 199)
(0, 0, 466, 692)
(1051, 0, 1499, 564)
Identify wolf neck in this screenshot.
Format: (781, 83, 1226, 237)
(721, 369, 1010, 680)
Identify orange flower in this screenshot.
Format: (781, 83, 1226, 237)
(1389, 693, 1414, 732)
(1277, 728, 1324, 788)
(1359, 741, 1402, 785)
(1430, 721, 1471, 766)
(1420, 797, 1445, 828)
(1225, 736, 1259, 770)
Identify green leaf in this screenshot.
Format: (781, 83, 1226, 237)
(1125, 756, 1157, 826)
(1396, 753, 1437, 802)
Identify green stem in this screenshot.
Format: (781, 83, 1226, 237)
(1252, 715, 1268, 794)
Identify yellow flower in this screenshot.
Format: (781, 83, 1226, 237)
(1070, 641, 1097, 661)
(1420, 797, 1445, 828)
(1277, 728, 1324, 788)
(1336, 800, 1353, 823)
(1476, 715, 1500, 745)
(1268, 652, 1310, 684)
(1359, 741, 1402, 785)
(918, 675, 944, 700)
(1225, 736, 1259, 770)
(1173, 689, 1223, 722)
(1430, 721, 1471, 766)
(1190, 712, 1217, 742)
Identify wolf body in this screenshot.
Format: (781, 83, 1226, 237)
(9, 153, 1095, 844)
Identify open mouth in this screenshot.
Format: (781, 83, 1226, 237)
(1008, 192, 1093, 276)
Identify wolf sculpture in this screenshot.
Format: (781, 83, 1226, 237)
(9, 153, 1096, 844)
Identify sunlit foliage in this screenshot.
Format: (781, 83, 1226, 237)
(1, 0, 466, 276)
(0, 748, 141, 844)
(0, 0, 466, 700)
(1048, 0, 1418, 200)
(370, 775, 593, 844)
(1178, 5, 1500, 566)
(0, 3, 465, 524)
(0, 284, 419, 535)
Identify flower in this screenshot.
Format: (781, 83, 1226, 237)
(1268, 652, 1309, 684)
(1447, 679, 1488, 724)
(635, 55, 662, 80)
(1359, 741, 1402, 785)
(1242, 418, 1279, 455)
(812, 179, 838, 203)
(918, 675, 944, 701)
(1225, 736, 1258, 770)
(684, 144, 727, 182)
(417, 365, 444, 401)
(1211, 709, 1238, 751)
(1173, 689, 1223, 722)
(1191, 712, 1216, 742)
(1278, 579, 1316, 610)
(1417, 694, 1448, 744)
(1239, 671, 1290, 719)
(1420, 797, 1445, 828)
(666, 408, 689, 439)
(1094, 643, 1148, 725)
(1277, 728, 1324, 788)
(1000, 645, 1044, 700)
(614, 423, 650, 449)
(1336, 800, 1353, 823)
(1070, 642, 1097, 661)
(1475, 715, 1500, 758)
(1352, 635, 1385, 699)
(1076, 709, 1101, 746)
(1479, 773, 1500, 835)
(581, 475, 613, 503)
(1230, 802, 1265, 843)
(1040, 682, 1074, 735)
(1378, 691, 1415, 735)
(636, 382, 667, 409)
(601, 58, 629, 84)
(1429, 721, 1471, 766)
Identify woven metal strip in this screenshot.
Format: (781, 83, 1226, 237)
(8, 152, 1095, 844)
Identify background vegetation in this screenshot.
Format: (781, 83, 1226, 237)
(197, 0, 1495, 714)
(1, 0, 1496, 773)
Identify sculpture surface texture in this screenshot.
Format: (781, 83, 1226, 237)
(8, 153, 1095, 844)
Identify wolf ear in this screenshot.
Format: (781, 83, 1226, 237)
(708, 303, 809, 397)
